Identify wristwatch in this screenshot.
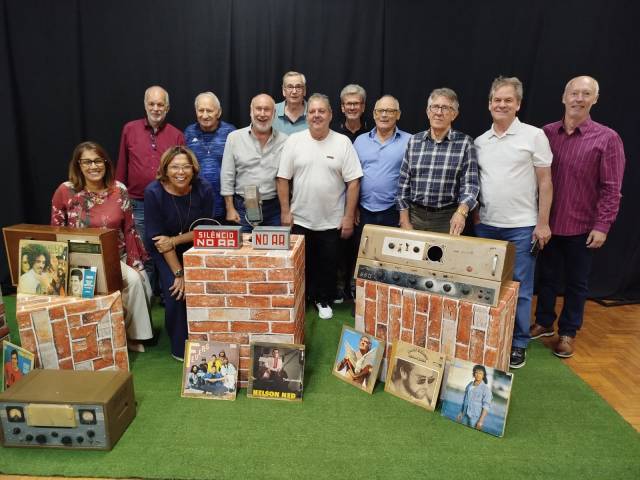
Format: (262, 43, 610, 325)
(174, 269, 184, 278)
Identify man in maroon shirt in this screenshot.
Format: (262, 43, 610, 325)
(116, 85, 185, 291)
(530, 76, 626, 358)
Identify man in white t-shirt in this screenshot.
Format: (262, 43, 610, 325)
(277, 93, 363, 320)
(474, 76, 553, 369)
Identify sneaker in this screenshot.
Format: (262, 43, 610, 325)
(333, 290, 345, 304)
(530, 323, 555, 339)
(171, 354, 184, 362)
(316, 302, 333, 320)
(554, 335, 575, 358)
(509, 346, 526, 369)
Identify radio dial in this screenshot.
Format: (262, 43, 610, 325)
(442, 284, 452, 292)
(61, 436, 72, 446)
(35, 434, 47, 444)
(12, 427, 21, 435)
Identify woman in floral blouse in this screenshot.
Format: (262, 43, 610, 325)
(51, 141, 153, 351)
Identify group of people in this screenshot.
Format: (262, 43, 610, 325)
(47, 70, 625, 369)
(186, 350, 237, 395)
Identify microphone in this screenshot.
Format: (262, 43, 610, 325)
(243, 185, 263, 226)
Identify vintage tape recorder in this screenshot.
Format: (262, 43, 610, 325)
(0, 369, 135, 450)
(355, 225, 515, 306)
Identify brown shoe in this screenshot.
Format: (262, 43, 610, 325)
(554, 335, 575, 358)
(530, 324, 555, 339)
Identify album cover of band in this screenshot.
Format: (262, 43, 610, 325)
(181, 341, 239, 401)
(247, 342, 305, 402)
(17, 239, 69, 296)
(384, 340, 445, 411)
(440, 357, 514, 437)
(2, 340, 35, 391)
(332, 325, 383, 394)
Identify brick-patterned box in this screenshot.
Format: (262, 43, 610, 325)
(184, 234, 305, 386)
(355, 280, 518, 373)
(16, 292, 129, 371)
(0, 287, 9, 343)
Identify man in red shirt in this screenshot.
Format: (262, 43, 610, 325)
(4, 350, 22, 389)
(531, 76, 626, 358)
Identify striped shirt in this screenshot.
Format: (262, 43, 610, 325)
(544, 117, 625, 235)
(396, 129, 479, 210)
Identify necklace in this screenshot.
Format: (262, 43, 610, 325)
(170, 189, 192, 235)
(200, 132, 216, 156)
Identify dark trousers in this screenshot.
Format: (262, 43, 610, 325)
(292, 225, 339, 305)
(535, 234, 594, 337)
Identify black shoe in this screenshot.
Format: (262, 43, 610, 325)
(509, 346, 526, 369)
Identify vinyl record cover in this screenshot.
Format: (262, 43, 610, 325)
(17, 239, 69, 296)
(440, 357, 514, 437)
(332, 326, 383, 394)
(2, 340, 35, 391)
(248, 342, 305, 402)
(68, 266, 98, 298)
(181, 341, 239, 400)
(384, 340, 445, 411)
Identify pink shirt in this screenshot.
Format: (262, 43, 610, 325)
(544, 117, 625, 235)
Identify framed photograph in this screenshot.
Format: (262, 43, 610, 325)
(181, 341, 239, 400)
(332, 326, 383, 394)
(2, 341, 35, 391)
(68, 265, 98, 298)
(17, 239, 69, 296)
(384, 340, 445, 411)
(440, 358, 514, 437)
(248, 342, 305, 402)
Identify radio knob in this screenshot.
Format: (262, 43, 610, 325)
(388, 242, 395, 249)
(375, 269, 386, 281)
(478, 294, 483, 299)
(425, 280, 434, 289)
(51, 431, 59, 438)
(25, 434, 33, 442)
(461, 286, 471, 295)
(12, 427, 21, 435)
(484, 295, 491, 301)
(413, 246, 420, 253)
(35, 434, 47, 444)
(408, 278, 416, 285)
(61, 436, 72, 446)
(87, 430, 95, 438)
(442, 284, 452, 292)
(392, 273, 400, 281)
(76, 436, 84, 443)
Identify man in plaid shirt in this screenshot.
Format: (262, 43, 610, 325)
(396, 88, 478, 235)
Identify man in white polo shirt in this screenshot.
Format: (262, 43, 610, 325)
(474, 76, 553, 369)
(277, 93, 363, 320)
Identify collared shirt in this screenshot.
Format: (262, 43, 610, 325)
(220, 126, 288, 200)
(475, 117, 553, 228)
(116, 119, 185, 199)
(184, 121, 236, 217)
(354, 127, 411, 212)
(544, 117, 625, 235)
(273, 100, 308, 134)
(333, 119, 370, 143)
(396, 128, 478, 211)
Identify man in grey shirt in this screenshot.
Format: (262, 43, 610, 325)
(221, 93, 288, 231)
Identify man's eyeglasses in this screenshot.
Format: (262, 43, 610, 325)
(79, 158, 105, 167)
(374, 108, 398, 115)
(343, 102, 363, 108)
(284, 84, 305, 92)
(429, 104, 455, 114)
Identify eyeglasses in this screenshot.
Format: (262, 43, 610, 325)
(374, 108, 398, 115)
(168, 164, 193, 172)
(79, 158, 105, 167)
(343, 101, 363, 108)
(284, 84, 305, 92)
(429, 104, 455, 114)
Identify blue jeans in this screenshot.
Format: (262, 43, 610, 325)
(132, 199, 159, 295)
(474, 223, 536, 349)
(535, 234, 593, 337)
(233, 196, 281, 233)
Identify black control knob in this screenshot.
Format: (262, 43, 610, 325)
(25, 434, 33, 442)
(12, 427, 21, 435)
(413, 246, 420, 253)
(35, 434, 47, 444)
(425, 280, 434, 289)
(76, 436, 84, 443)
(461, 286, 471, 295)
(375, 269, 386, 281)
(388, 242, 395, 249)
(484, 295, 490, 301)
(51, 431, 59, 438)
(478, 294, 483, 299)
(442, 284, 452, 292)
(61, 436, 72, 446)
(87, 430, 95, 438)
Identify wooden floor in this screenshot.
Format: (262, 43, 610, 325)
(1, 298, 638, 480)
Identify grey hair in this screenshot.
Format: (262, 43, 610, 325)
(564, 75, 600, 96)
(488, 76, 523, 103)
(194, 91, 221, 111)
(282, 71, 306, 87)
(144, 85, 169, 106)
(307, 93, 332, 112)
(427, 88, 459, 111)
(340, 84, 366, 103)
(375, 94, 400, 112)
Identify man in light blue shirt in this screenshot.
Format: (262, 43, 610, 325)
(354, 95, 411, 230)
(272, 71, 308, 134)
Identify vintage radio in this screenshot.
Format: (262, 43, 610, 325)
(3, 223, 123, 294)
(355, 225, 515, 306)
(0, 369, 135, 450)
(193, 225, 243, 249)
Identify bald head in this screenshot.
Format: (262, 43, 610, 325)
(562, 75, 599, 123)
(144, 85, 170, 129)
(250, 93, 276, 134)
(564, 75, 599, 96)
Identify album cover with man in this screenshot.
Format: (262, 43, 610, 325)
(384, 340, 445, 411)
(247, 342, 305, 402)
(332, 326, 383, 394)
(17, 239, 69, 296)
(2, 340, 35, 391)
(181, 341, 239, 400)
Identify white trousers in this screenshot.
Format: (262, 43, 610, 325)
(120, 261, 153, 340)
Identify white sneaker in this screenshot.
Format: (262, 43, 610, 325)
(316, 302, 333, 320)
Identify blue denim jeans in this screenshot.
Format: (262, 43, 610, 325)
(474, 223, 536, 349)
(132, 198, 159, 294)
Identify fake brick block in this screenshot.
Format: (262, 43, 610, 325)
(355, 279, 518, 372)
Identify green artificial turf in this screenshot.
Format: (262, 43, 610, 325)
(0, 295, 639, 480)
